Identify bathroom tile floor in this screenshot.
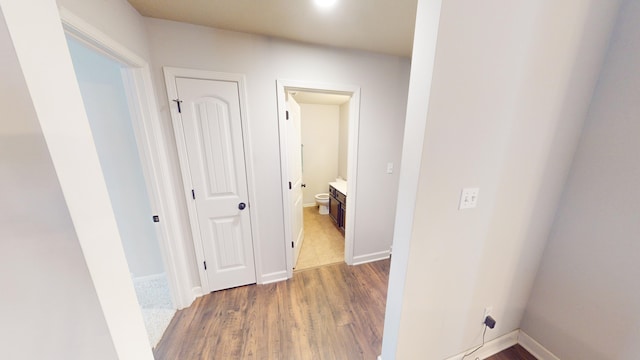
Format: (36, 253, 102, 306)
(294, 206, 345, 271)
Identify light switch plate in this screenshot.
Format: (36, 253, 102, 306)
(386, 162, 394, 174)
(459, 187, 479, 209)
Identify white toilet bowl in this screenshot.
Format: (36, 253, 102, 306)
(315, 193, 330, 215)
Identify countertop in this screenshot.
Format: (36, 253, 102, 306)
(329, 180, 347, 196)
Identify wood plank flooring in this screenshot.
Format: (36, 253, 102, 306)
(487, 345, 537, 360)
(154, 260, 390, 360)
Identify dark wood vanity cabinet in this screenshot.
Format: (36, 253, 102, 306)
(329, 185, 346, 232)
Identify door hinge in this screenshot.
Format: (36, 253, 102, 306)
(192, 189, 196, 199)
(203, 261, 207, 270)
(286, 110, 289, 120)
(288, 181, 292, 190)
(152, 215, 160, 223)
(291, 241, 294, 248)
(173, 99, 183, 113)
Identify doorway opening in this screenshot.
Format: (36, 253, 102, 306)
(60, 11, 197, 350)
(65, 35, 175, 348)
(289, 91, 350, 271)
(277, 80, 361, 277)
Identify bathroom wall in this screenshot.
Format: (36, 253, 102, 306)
(300, 103, 340, 206)
(67, 36, 165, 278)
(338, 102, 349, 180)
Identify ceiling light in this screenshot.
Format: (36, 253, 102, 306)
(314, 0, 338, 9)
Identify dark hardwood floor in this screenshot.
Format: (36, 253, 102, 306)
(154, 260, 390, 359)
(155, 259, 536, 360)
(487, 345, 537, 360)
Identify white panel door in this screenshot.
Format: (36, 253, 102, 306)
(287, 94, 305, 267)
(176, 77, 256, 292)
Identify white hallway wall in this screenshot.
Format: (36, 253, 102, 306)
(1, 0, 154, 358)
(144, 18, 410, 278)
(57, 0, 150, 58)
(0, 9, 117, 359)
(522, 1, 640, 358)
(385, 0, 621, 358)
(300, 103, 340, 206)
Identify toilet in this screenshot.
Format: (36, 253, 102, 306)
(314, 193, 330, 215)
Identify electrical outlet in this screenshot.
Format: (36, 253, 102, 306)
(483, 306, 493, 323)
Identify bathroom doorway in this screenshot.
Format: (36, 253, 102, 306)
(291, 91, 350, 271)
(277, 80, 361, 277)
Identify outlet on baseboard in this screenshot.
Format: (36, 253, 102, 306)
(483, 306, 493, 323)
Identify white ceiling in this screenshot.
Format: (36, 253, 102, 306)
(127, 0, 418, 57)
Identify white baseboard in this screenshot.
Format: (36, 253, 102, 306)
(191, 286, 203, 299)
(303, 203, 317, 208)
(174, 286, 202, 310)
(132, 272, 166, 284)
(444, 330, 519, 360)
(260, 270, 288, 284)
(352, 250, 391, 265)
(518, 330, 560, 360)
(377, 330, 557, 360)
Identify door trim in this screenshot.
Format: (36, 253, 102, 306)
(276, 79, 361, 277)
(59, 7, 194, 309)
(163, 67, 261, 293)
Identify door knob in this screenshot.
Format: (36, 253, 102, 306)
(301, 184, 306, 188)
(238, 202, 246, 210)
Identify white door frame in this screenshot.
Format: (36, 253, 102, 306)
(163, 67, 262, 293)
(276, 79, 361, 277)
(59, 8, 195, 309)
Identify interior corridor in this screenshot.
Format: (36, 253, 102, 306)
(154, 260, 390, 359)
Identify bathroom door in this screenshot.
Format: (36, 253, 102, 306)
(287, 94, 305, 267)
(171, 75, 257, 292)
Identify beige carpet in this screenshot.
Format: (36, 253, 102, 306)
(294, 207, 345, 271)
(133, 274, 175, 347)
